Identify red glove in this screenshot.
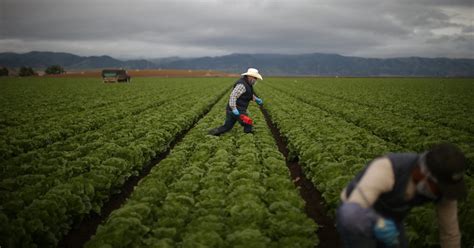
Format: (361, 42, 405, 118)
(239, 114, 253, 126)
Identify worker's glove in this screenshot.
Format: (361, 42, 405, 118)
(373, 218, 399, 247)
(240, 114, 254, 126)
(232, 109, 240, 116)
(255, 97, 263, 105)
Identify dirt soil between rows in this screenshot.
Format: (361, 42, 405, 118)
(260, 106, 342, 248)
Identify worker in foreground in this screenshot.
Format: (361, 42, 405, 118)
(208, 68, 263, 136)
(337, 143, 467, 248)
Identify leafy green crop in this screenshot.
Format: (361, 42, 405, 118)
(85, 93, 317, 248)
(3, 76, 468, 247)
(0, 78, 230, 247)
(257, 77, 474, 247)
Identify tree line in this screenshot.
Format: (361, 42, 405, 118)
(0, 65, 65, 77)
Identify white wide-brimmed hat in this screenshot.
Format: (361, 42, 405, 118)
(241, 68, 263, 80)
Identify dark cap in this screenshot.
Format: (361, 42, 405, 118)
(425, 143, 467, 200)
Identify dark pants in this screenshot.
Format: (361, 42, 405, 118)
(336, 211, 408, 248)
(210, 110, 253, 136)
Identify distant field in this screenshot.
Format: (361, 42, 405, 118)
(44, 69, 239, 78)
(0, 77, 472, 247)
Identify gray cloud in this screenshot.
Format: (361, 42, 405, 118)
(412, 0, 473, 7)
(463, 26, 474, 33)
(0, 0, 472, 58)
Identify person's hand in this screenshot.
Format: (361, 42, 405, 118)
(255, 97, 263, 105)
(232, 109, 240, 116)
(373, 218, 399, 247)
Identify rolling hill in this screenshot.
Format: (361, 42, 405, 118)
(1, 51, 473, 76)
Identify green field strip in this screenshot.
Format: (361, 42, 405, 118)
(256, 84, 402, 210)
(272, 78, 474, 134)
(0, 90, 191, 161)
(0, 78, 199, 125)
(297, 82, 474, 134)
(1, 87, 169, 132)
(0, 79, 224, 161)
(257, 82, 474, 247)
(1, 77, 472, 247)
(265, 81, 474, 173)
(0, 78, 161, 118)
(85, 96, 317, 248)
(0, 78, 133, 123)
(0, 90, 214, 212)
(0, 81, 226, 177)
(0, 83, 230, 219)
(0, 81, 231, 247)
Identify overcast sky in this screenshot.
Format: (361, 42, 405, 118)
(0, 0, 473, 59)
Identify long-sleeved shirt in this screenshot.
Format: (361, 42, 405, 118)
(340, 157, 461, 248)
(229, 84, 256, 110)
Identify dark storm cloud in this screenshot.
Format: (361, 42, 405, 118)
(0, 0, 472, 58)
(414, 0, 473, 7)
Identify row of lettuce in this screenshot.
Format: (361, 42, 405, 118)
(3, 76, 470, 247)
(0, 78, 204, 161)
(85, 99, 317, 247)
(285, 78, 474, 134)
(257, 78, 473, 247)
(0, 78, 231, 247)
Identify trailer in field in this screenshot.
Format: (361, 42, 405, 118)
(101, 69, 131, 83)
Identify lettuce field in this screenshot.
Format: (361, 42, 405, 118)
(0, 77, 473, 247)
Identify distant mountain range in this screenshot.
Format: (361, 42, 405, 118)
(1, 51, 473, 76)
(0, 51, 156, 70)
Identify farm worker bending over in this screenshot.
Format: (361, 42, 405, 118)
(337, 143, 467, 248)
(208, 68, 263, 136)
